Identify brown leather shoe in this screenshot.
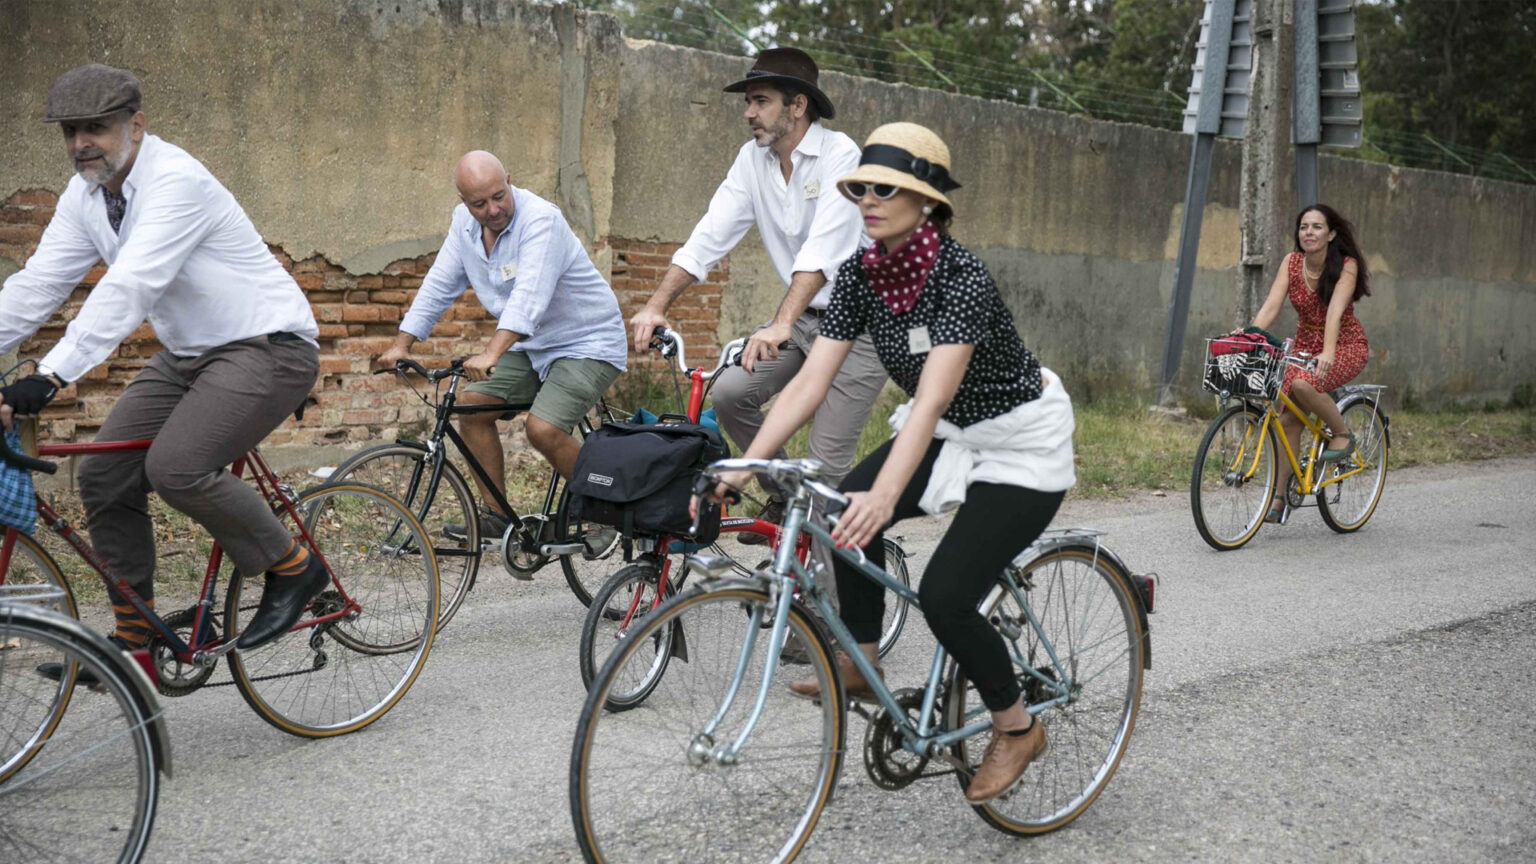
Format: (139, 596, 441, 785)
(786, 651, 883, 702)
(965, 720, 1048, 804)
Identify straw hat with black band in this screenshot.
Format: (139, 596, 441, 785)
(837, 122, 961, 209)
(722, 47, 836, 120)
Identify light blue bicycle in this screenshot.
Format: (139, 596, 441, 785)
(569, 457, 1153, 864)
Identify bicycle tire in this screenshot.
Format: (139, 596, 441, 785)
(943, 546, 1143, 835)
(556, 486, 624, 608)
(0, 533, 78, 782)
(327, 442, 478, 630)
(0, 608, 164, 864)
(577, 560, 678, 710)
(1318, 400, 1390, 533)
(1190, 403, 1276, 551)
(877, 536, 911, 658)
(571, 581, 845, 864)
(225, 483, 439, 738)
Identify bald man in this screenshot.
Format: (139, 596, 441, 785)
(378, 152, 626, 544)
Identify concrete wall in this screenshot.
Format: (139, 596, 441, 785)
(2, 0, 1532, 443)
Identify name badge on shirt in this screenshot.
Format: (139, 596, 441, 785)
(908, 326, 932, 355)
(498, 262, 518, 282)
(804, 179, 821, 200)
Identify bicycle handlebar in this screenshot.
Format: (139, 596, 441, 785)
(375, 358, 466, 382)
(0, 426, 59, 475)
(650, 327, 746, 381)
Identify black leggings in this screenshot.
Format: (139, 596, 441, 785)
(835, 438, 1065, 712)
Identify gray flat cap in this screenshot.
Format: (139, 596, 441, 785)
(44, 64, 142, 123)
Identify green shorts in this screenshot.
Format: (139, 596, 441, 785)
(465, 350, 621, 432)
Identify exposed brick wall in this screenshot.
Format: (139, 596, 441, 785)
(0, 193, 727, 445)
(607, 238, 726, 374)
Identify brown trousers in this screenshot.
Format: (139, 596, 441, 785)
(78, 335, 318, 600)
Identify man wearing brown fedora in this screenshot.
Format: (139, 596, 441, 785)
(0, 63, 328, 662)
(630, 47, 887, 548)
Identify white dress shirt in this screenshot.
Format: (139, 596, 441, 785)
(399, 187, 626, 379)
(0, 134, 318, 383)
(671, 123, 865, 309)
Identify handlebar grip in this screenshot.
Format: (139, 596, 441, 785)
(394, 358, 432, 378)
(0, 430, 57, 475)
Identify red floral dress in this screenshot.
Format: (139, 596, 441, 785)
(1281, 252, 1369, 394)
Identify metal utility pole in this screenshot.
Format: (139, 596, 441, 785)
(1159, 0, 1253, 405)
(1237, 0, 1294, 327)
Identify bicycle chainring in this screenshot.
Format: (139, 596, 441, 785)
(1286, 472, 1306, 508)
(149, 607, 217, 697)
(862, 687, 935, 791)
(501, 515, 551, 575)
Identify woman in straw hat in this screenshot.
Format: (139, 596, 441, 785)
(706, 122, 1076, 803)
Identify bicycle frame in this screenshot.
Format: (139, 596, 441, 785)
(699, 494, 1082, 764)
(1, 441, 355, 667)
(1230, 388, 1375, 498)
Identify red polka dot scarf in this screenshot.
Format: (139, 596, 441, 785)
(861, 219, 941, 315)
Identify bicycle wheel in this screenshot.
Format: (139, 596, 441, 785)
(0, 608, 164, 864)
(556, 487, 624, 608)
(571, 582, 845, 864)
(0, 535, 77, 782)
(1190, 403, 1275, 551)
(877, 536, 911, 658)
(225, 483, 439, 737)
(943, 546, 1144, 835)
(328, 443, 478, 630)
(577, 560, 678, 709)
(1318, 400, 1390, 533)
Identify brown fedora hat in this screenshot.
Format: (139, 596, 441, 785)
(722, 47, 835, 120)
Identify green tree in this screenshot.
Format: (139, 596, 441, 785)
(1358, 0, 1536, 161)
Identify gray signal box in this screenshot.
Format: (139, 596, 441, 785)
(1183, 0, 1255, 139)
(1296, 0, 1362, 149)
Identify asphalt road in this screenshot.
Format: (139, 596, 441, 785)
(41, 456, 1536, 862)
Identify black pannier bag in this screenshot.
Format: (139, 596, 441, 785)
(567, 419, 728, 544)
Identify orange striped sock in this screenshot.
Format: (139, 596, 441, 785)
(269, 540, 311, 577)
(111, 598, 155, 649)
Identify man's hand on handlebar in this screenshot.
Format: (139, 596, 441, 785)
(741, 322, 792, 374)
(375, 344, 412, 371)
(462, 351, 499, 382)
(630, 307, 671, 354)
(689, 470, 748, 522)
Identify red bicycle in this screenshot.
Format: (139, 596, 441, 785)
(0, 428, 438, 739)
(575, 329, 910, 708)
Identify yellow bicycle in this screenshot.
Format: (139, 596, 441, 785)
(1190, 338, 1389, 551)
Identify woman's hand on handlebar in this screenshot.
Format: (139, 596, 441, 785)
(0, 400, 12, 432)
(829, 489, 894, 551)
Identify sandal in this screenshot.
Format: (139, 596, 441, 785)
(1264, 498, 1286, 524)
(1319, 431, 1356, 462)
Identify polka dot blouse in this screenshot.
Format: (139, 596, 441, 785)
(821, 233, 1043, 428)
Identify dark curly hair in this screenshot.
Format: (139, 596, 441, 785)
(1294, 204, 1371, 305)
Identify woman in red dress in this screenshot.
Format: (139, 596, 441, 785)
(1246, 204, 1372, 523)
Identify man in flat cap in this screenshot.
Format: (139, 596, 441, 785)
(0, 63, 327, 661)
(630, 47, 885, 552)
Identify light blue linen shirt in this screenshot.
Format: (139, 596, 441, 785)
(399, 186, 626, 378)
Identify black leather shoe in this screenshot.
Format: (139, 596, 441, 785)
(38, 634, 132, 686)
(236, 554, 332, 651)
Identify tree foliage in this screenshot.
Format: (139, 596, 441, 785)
(580, 0, 1535, 161)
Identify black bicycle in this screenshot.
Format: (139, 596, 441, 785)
(327, 358, 621, 629)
